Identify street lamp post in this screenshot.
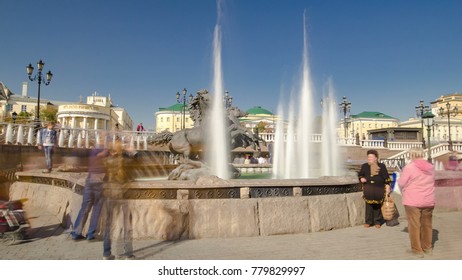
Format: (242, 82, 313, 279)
(439, 102, 458, 151)
(176, 88, 193, 130)
(26, 60, 53, 132)
(224, 90, 233, 109)
(339, 96, 351, 140)
(12, 111, 17, 124)
(422, 110, 435, 162)
(415, 100, 429, 148)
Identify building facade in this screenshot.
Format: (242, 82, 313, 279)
(1, 81, 61, 123)
(155, 103, 193, 133)
(239, 106, 279, 142)
(339, 111, 400, 141)
(56, 92, 133, 131)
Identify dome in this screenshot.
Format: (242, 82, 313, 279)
(246, 106, 273, 115)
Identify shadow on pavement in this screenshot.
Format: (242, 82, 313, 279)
(133, 240, 184, 259)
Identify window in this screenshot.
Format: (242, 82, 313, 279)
(6, 104, 13, 112)
(167, 117, 170, 122)
(21, 105, 27, 112)
(160, 117, 163, 122)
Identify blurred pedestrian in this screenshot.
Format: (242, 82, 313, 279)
(136, 123, 145, 134)
(102, 139, 137, 260)
(37, 121, 58, 173)
(398, 147, 435, 258)
(71, 135, 109, 241)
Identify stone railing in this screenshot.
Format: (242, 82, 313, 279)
(233, 164, 272, 174)
(388, 143, 460, 162)
(0, 122, 158, 150)
(387, 141, 423, 150)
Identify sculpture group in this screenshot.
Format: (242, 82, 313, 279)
(151, 89, 261, 180)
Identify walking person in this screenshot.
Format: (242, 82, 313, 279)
(71, 136, 109, 241)
(102, 139, 137, 260)
(358, 149, 391, 228)
(398, 147, 435, 258)
(136, 123, 145, 135)
(37, 121, 58, 173)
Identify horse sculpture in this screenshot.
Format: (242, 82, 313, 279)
(150, 90, 261, 180)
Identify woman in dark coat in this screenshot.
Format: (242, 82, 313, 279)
(358, 149, 391, 228)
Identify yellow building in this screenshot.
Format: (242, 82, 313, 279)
(155, 103, 193, 132)
(57, 92, 133, 130)
(1, 81, 61, 122)
(339, 111, 400, 141)
(237, 106, 282, 143)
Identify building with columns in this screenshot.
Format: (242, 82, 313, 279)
(239, 106, 279, 143)
(400, 93, 462, 143)
(56, 92, 133, 131)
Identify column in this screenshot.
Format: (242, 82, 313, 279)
(71, 117, 76, 129)
(94, 118, 98, 130)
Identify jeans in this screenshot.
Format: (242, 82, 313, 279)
(404, 205, 434, 253)
(43, 145, 54, 170)
(72, 182, 104, 239)
(103, 198, 133, 257)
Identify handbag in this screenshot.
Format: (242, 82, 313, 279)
(381, 195, 395, 221)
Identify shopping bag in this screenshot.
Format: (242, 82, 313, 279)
(381, 195, 395, 221)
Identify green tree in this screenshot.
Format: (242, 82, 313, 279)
(256, 121, 268, 133)
(17, 111, 32, 124)
(39, 106, 58, 122)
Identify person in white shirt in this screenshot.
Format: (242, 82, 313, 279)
(37, 122, 58, 173)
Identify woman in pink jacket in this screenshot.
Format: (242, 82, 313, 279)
(398, 147, 435, 258)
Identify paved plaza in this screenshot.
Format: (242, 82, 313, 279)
(1, 205, 461, 260)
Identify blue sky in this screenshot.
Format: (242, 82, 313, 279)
(2, 0, 462, 130)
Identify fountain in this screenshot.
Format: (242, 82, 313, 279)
(273, 12, 345, 179)
(5, 124, 13, 144)
(16, 125, 24, 145)
(27, 126, 34, 145)
(8, 7, 363, 242)
(321, 78, 342, 176)
(205, 18, 230, 180)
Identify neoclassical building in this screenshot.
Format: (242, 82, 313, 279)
(239, 106, 279, 142)
(400, 93, 462, 143)
(1, 81, 63, 122)
(57, 92, 133, 131)
(155, 103, 193, 133)
(339, 111, 400, 141)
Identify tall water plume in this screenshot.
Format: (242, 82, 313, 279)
(272, 103, 286, 178)
(273, 12, 314, 179)
(321, 78, 341, 176)
(205, 2, 230, 179)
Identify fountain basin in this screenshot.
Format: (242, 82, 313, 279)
(11, 171, 462, 241)
(10, 171, 366, 240)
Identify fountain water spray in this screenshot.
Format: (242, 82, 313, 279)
(205, 1, 230, 179)
(273, 12, 343, 178)
(17, 125, 24, 145)
(273, 12, 314, 179)
(321, 78, 341, 176)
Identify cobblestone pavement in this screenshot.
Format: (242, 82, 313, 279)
(1, 205, 461, 260)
